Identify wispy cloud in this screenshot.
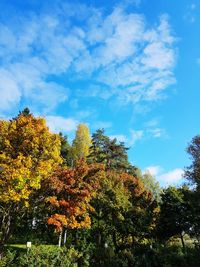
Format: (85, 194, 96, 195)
(0, 69, 21, 110)
(130, 129, 144, 145)
(148, 128, 167, 138)
(144, 118, 160, 128)
(109, 123, 167, 147)
(184, 3, 197, 23)
(45, 116, 78, 133)
(109, 134, 128, 143)
(128, 125, 167, 146)
(144, 165, 184, 187)
(144, 165, 163, 176)
(0, 2, 176, 114)
(157, 168, 184, 186)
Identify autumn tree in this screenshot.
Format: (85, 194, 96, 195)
(90, 170, 131, 249)
(72, 124, 91, 164)
(120, 173, 159, 247)
(43, 160, 105, 245)
(0, 109, 62, 248)
(88, 168, 159, 266)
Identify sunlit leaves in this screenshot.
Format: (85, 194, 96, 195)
(0, 112, 62, 204)
(72, 124, 91, 163)
(45, 160, 103, 232)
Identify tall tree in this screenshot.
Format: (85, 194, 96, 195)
(59, 132, 72, 166)
(184, 135, 200, 242)
(88, 129, 130, 171)
(156, 186, 191, 251)
(142, 171, 162, 202)
(43, 160, 105, 245)
(0, 109, 62, 248)
(185, 135, 200, 190)
(72, 124, 91, 164)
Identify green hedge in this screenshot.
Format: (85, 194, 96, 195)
(0, 245, 88, 267)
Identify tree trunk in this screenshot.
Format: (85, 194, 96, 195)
(58, 228, 63, 247)
(0, 214, 12, 248)
(63, 229, 67, 246)
(180, 232, 185, 254)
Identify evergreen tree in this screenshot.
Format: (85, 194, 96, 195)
(59, 133, 72, 166)
(88, 129, 130, 171)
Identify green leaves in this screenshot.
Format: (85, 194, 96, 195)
(88, 129, 130, 171)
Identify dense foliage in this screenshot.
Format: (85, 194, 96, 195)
(0, 109, 200, 266)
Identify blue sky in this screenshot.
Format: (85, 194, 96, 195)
(0, 0, 199, 186)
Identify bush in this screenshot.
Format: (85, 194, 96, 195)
(0, 246, 83, 267)
(0, 250, 16, 267)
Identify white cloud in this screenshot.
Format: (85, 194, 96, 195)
(145, 118, 159, 128)
(29, 82, 68, 112)
(144, 165, 163, 176)
(157, 168, 184, 186)
(144, 165, 184, 187)
(184, 4, 197, 23)
(93, 14, 176, 104)
(141, 42, 174, 70)
(0, 69, 21, 110)
(130, 129, 144, 145)
(84, 85, 114, 100)
(0, 3, 176, 114)
(128, 125, 167, 145)
(45, 116, 78, 133)
(109, 134, 127, 143)
(148, 128, 167, 138)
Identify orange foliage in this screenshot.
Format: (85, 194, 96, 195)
(45, 160, 104, 232)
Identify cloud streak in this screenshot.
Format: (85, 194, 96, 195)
(45, 116, 78, 133)
(0, 2, 176, 114)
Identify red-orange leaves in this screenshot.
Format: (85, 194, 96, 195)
(45, 160, 103, 232)
(47, 214, 67, 232)
(120, 172, 145, 197)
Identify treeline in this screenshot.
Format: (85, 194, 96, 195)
(0, 108, 200, 266)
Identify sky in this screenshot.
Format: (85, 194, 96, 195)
(0, 0, 199, 187)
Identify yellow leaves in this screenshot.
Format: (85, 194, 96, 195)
(72, 124, 91, 161)
(0, 113, 62, 205)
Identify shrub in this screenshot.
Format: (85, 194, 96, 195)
(0, 246, 82, 267)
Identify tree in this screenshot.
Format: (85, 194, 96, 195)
(89, 169, 158, 266)
(0, 109, 62, 248)
(142, 171, 162, 202)
(184, 135, 200, 242)
(44, 160, 104, 245)
(185, 135, 200, 190)
(72, 124, 91, 164)
(88, 129, 130, 171)
(59, 133, 72, 166)
(156, 186, 191, 252)
(91, 170, 131, 244)
(120, 173, 159, 248)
